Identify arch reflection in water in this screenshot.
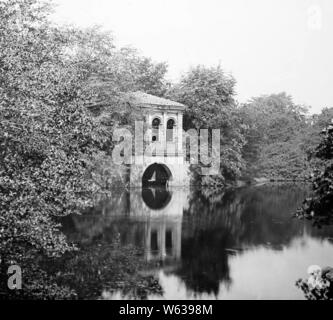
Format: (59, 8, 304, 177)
(142, 187, 172, 210)
(130, 186, 189, 263)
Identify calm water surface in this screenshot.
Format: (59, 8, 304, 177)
(61, 184, 333, 300)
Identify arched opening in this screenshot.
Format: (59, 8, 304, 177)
(152, 117, 161, 142)
(142, 163, 172, 187)
(166, 118, 175, 142)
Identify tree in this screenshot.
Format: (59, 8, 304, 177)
(239, 92, 310, 180)
(302, 107, 333, 160)
(0, 0, 110, 260)
(296, 123, 333, 226)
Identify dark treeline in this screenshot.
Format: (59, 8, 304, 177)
(0, 0, 332, 298)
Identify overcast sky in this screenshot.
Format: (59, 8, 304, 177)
(51, 0, 333, 114)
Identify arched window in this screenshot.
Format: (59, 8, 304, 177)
(166, 119, 175, 142)
(152, 117, 161, 142)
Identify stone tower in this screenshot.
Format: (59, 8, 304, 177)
(127, 91, 189, 187)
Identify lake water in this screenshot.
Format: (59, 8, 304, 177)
(61, 184, 333, 300)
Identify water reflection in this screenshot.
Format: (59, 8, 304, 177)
(61, 184, 333, 299)
(141, 188, 171, 210)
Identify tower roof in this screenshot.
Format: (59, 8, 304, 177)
(126, 91, 186, 110)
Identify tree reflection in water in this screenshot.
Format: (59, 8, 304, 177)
(61, 184, 333, 299)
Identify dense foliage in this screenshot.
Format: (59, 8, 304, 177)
(296, 266, 333, 300)
(296, 123, 333, 226)
(0, 0, 98, 257)
(239, 93, 311, 180)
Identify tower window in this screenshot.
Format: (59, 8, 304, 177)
(152, 117, 161, 141)
(166, 119, 175, 142)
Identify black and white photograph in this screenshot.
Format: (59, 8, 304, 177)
(1, 0, 333, 308)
